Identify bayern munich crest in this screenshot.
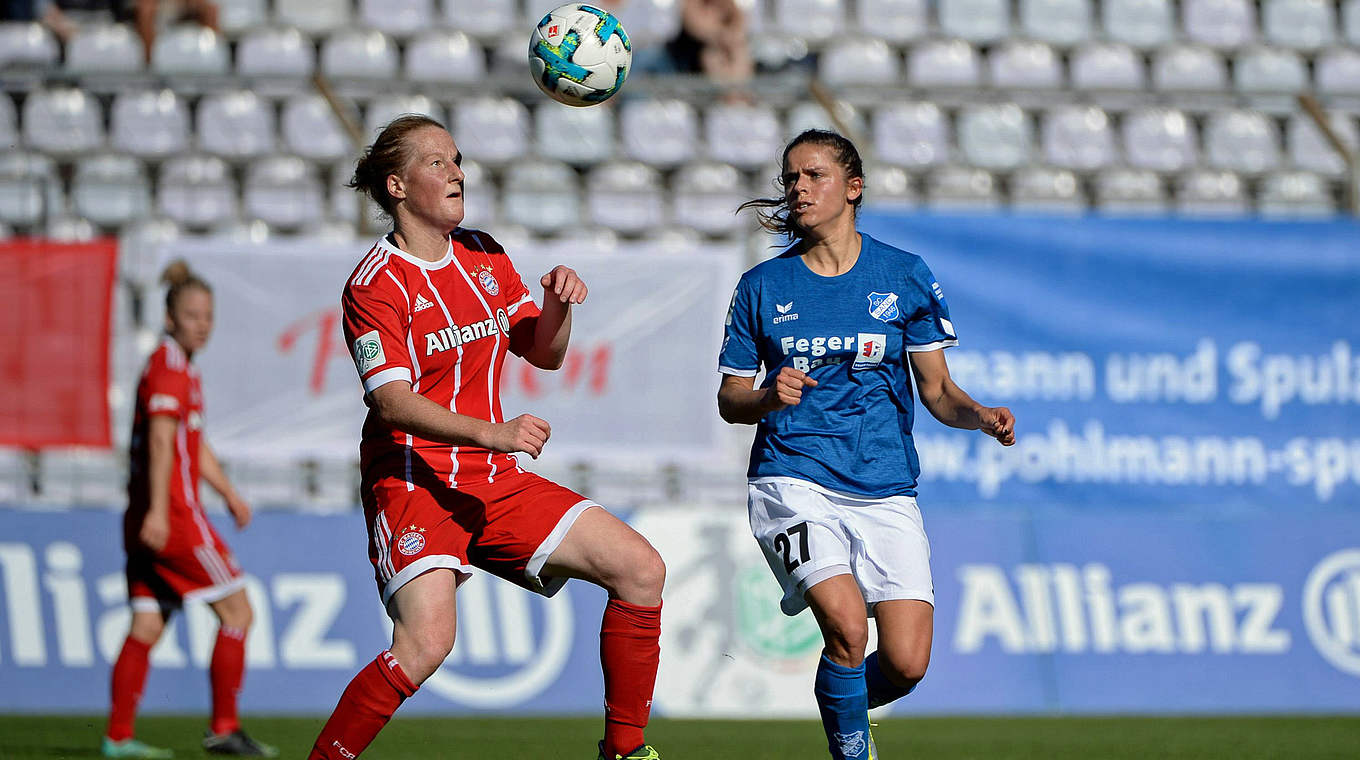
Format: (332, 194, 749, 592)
(477, 268, 500, 296)
(397, 526, 426, 556)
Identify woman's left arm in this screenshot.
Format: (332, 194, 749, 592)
(199, 439, 253, 528)
(908, 349, 1016, 446)
(517, 265, 588, 370)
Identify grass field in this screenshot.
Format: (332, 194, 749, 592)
(2, 715, 1358, 760)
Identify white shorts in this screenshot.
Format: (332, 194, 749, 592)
(747, 477, 934, 617)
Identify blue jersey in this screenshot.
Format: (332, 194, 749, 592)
(718, 233, 958, 498)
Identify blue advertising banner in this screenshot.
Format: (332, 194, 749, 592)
(854, 213, 1360, 510)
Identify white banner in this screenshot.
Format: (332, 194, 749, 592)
(160, 238, 742, 465)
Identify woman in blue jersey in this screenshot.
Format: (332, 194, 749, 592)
(717, 130, 1015, 760)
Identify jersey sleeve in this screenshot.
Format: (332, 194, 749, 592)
(903, 260, 959, 352)
(342, 276, 414, 394)
(718, 274, 761, 377)
(143, 356, 190, 420)
(493, 251, 541, 329)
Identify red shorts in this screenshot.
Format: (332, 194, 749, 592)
(364, 468, 596, 605)
(125, 510, 244, 613)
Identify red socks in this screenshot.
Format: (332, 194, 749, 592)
(209, 625, 247, 736)
(107, 635, 153, 741)
(600, 599, 662, 759)
(308, 651, 417, 760)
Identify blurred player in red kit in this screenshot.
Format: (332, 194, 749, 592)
(307, 115, 666, 760)
(103, 260, 276, 759)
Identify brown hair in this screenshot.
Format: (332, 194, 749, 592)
(737, 129, 865, 241)
(161, 259, 210, 314)
(348, 114, 447, 216)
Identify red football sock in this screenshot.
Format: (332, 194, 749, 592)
(209, 625, 247, 736)
(107, 635, 152, 741)
(600, 599, 661, 759)
(308, 651, 417, 760)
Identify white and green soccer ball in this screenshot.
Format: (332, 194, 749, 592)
(528, 3, 632, 107)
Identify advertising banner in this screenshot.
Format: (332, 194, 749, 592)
(1, 507, 1358, 715)
(0, 239, 117, 448)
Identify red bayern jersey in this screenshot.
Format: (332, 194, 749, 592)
(342, 229, 543, 488)
(127, 336, 205, 523)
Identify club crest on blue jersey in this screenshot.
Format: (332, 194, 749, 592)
(397, 525, 426, 556)
(867, 291, 900, 322)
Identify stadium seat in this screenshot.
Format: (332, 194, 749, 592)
(1315, 48, 1360, 95)
(609, 0, 682, 50)
(320, 29, 400, 80)
(586, 161, 667, 235)
(329, 161, 385, 228)
(938, 0, 1010, 44)
(1151, 45, 1228, 92)
(151, 25, 230, 76)
(907, 39, 982, 88)
(217, 0, 269, 35)
(0, 448, 31, 503)
(872, 101, 951, 169)
(306, 457, 361, 510)
(0, 22, 59, 68)
(1347, 0, 1360, 44)
(158, 155, 239, 228)
(957, 104, 1033, 171)
(0, 152, 57, 226)
(21, 87, 104, 156)
(853, 0, 928, 43)
(360, 0, 434, 37)
(1122, 108, 1198, 172)
(1233, 46, 1307, 93)
(864, 164, 916, 209)
(281, 94, 356, 161)
(456, 159, 498, 226)
(620, 98, 700, 169)
(534, 101, 615, 165)
(819, 36, 900, 87)
(275, 0, 352, 34)
(988, 41, 1063, 90)
(635, 226, 705, 254)
(65, 23, 143, 74)
(296, 219, 358, 242)
(1019, 0, 1094, 47)
(365, 94, 446, 140)
(926, 166, 1001, 211)
(443, 0, 520, 40)
(772, 0, 846, 46)
(671, 161, 752, 236)
(1041, 105, 1118, 171)
(1182, 0, 1256, 48)
(45, 214, 97, 242)
(0, 93, 15, 147)
(704, 102, 782, 171)
(1102, 0, 1175, 48)
(1070, 42, 1146, 90)
(207, 217, 273, 243)
(786, 101, 867, 142)
(72, 154, 151, 228)
(1258, 171, 1336, 218)
(118, 217, 181, 286)
(1287, 112, 1359, 176)
(454, 96, 531, 166)
(1262, 0, 1336, 51)
(244, 156, 325, 230)
(1093, 168, 1167, 215)
(110, 89, 191, 158)
(404, 30, 487, 85)
(36, 449, 125, 505)
(1010, 167, 1087, 214)
(1175, 169, 1250, 217)
(237, 27, 316, 79)
(501, 158, 581, 234)
(198, 90, 277, 159)
(1204, 110, 1281, 174)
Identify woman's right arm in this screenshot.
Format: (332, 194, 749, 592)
(140, 415, 178, 552)
(717, 368, 818, 424)
(369, 381, 553, 458)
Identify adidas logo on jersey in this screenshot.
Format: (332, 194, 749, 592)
(413, 294, 435, 313)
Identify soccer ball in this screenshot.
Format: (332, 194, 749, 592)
(528, 3, 632, 107)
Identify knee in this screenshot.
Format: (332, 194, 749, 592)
(606, 541, 666, 606)
(129, 615, 165, 644)
(822, 616, 869, 665)
(877, 647, 930, 686)
(219, 596, 254, 631)
(399, 627, 456, 682)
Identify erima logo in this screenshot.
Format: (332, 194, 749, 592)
(425, 317, 503, 355)
(413, 294, 434, 313)
(773, 301, 799, 324)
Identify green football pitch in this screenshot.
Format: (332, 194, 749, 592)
(2, 715, 1357, 759)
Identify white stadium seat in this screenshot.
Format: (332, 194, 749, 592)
(1094, 168, 1167, 215)
(1262, 0, 1336, 51)
(443, 0, 520, 40)
(1102, 0, 1175, 48)
(1287, 112, 1360, 176)
(1203, 110, 1281, 175)
(454, 96, 531, 166)
(1019, 0, 1094, 47)
(244, 156, 326, 230)
(1347, 0, 1360, 44)
(72, 155, 151, 228)
(360, 0, 435, 37)
(320, 29, 401, 80)
(705, 102, 782, 171)
(198, 90, 277, 159)
(1183, 0, 1256, 48)
(609, 0, 682, 50)
(671, 162, 751, 236)
(1070, 42, 1146, 90)
(819, 37, 900, 87)
(217, 0, 269, 35)
(65, 24, 143, 74)
(586, 161, 667, 235)
(926, 166, 1001, 211)
(151, 25, 230, 76)
(938, 0, 1011, 44)
(0, 22, 59, 68)
(784, 101, 866, 141)
(281, 94, 356, 160)
(1152, 45, 1228, 92)
(864, 164, 916, 210)
(1258, 171, 1336, 218)
(988, 41, 1063, 90)
(158, 155, 239, 228)
(110, 89, 191, 158)
(1233, 46, 1307, 93)
(22, 87, 104, 156)
(365, 94, 446, 141)
(45, 214, 98, 242)
(853, 0, 928, 43)
(1176, 170, 1250, 217)
(0, 152, 58, 226)
(620, 98, 700, 169)
(957, 104, 1033, 171)
(1122, 108, 1198, 172)
(500, 158, 580, 234)
(404, 30, 487, 85)
(1314, 48, 1360, 95)
(907, 39, 982, 88)
(1010, 167, 1087, 215)
(872, 101, 951, 169)
(772, 0, 846, 46)
(36, 449, 125, 506)
(535, 101, 616, 165)
(0, 93, 15, 147)
(1041, 105, 1118, 171)
(275, 0, 352, 34)
(237, 27, 316, 79)
(456, 159, 498, 227)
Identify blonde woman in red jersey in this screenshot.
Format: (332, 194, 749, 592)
(104, 261, 276, 759)
(308, 116, 666, 760)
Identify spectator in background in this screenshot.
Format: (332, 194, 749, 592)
(129, 0, 219, 62)
(103, 261, 276, 759)
(664, 0, 753, 84)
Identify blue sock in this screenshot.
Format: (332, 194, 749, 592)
(813, 653, 871, 760)
(865, 650, 915, 709)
